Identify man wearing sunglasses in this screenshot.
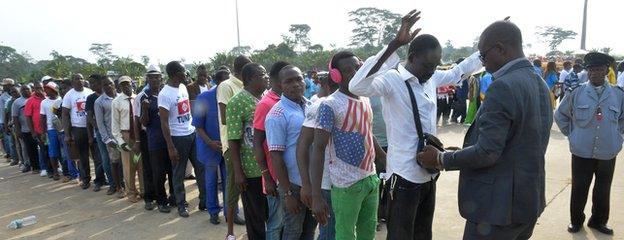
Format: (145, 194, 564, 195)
(417, 20, 553, 239)
(349, 9, 482, 239)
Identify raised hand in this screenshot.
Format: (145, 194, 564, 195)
(392, 9, 422, 46)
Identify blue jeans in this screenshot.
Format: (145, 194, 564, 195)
(266, 194, 284, 240)
(318, 189, 335, 240)
(59, 132, 79, 178)
(95, 131, 114, 188)
(3, 130, 11, 157)
(204, 156, 226, 215)
(280, 184, 317, 240)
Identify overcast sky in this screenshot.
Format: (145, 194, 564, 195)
(1, 0, 621, 65)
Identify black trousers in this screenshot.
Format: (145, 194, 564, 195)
(462, 221, 536, 240)
(386, 174, 436, 240)
(437, 98, 451, 125)
(451, 100, 467, 123)
(570, 155, 616, 225)
(171, 133, 206, 209)
(72, 127, 91, 183)
(139, 131, 156, 203)
(377, 146, 388, 220)
(21, 132, 40, 171)
(149, 148, 175, 206)
(241, 177, 267, 240)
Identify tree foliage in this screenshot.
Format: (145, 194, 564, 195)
(348, 8, 401, 47)
(536, 26, 578, 51)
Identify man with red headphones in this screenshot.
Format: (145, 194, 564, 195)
(309, 50, 387, 240)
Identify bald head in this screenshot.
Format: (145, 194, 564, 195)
(478, 20, 525, 73)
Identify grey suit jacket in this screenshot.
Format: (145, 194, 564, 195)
(443, 58, 553, 225)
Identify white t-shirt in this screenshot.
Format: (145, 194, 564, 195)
(40, 97, 63, 130)
(199, 84, 209, 93)
(303, 96, 331, 190)
(157, 84, 195, 136)
(62, 88, 93, 127)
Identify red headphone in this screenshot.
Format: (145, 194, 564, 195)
(328, 57, 342, 83)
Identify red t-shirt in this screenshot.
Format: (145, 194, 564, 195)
(24, 94, 45, 134)
(253, 90, 280, 194)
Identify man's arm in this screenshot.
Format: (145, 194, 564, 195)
(226, 101, 247, 191)
(94, 102, 112, 144)
(373, 136, 387, 167)
(309, 128, 331, 225)
(62, 107, 72, 141)
(218, 103, 227, 126)
(554, 89, 575, 136)
(349, 10, 420, 97)
(158, 107, 179, 164)
(442, 81, 515, 170)
(216, 84, 232, 125)
(86, 109, 95, 143)
(39, 114, 47, 139)
(296, 126, 315, 207)
(111, 101, 125, 147)
(432, 52, 482, 87)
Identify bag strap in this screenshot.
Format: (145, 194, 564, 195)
(404, 80, 426, 152)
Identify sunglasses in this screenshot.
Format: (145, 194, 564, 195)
(479, 45, 497, 63)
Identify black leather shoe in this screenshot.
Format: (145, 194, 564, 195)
(210, 214, 220, 225)
(178, 208, 190, 218)
(106, 187, 116, 195)
(588, 223, 614, 235)
(81, 182, 91, 190)
(158, 205, 171, 213)
(568, 224, 581, 233)
(93, 184, 101, 192)
(198, 204, 207, 211)
(233, 215, 246, 225)
(145, 202, 156, 211)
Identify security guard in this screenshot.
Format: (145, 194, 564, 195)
(555, 52, 622, 236)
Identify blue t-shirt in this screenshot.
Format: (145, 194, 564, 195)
(265, 96, 309, 187)
(142, 93, 166, 151)
(304, 78, 319, 99)
(544, 72, 558, 89)
(192, 86, 222, 165)
(480, 73, 493, 98)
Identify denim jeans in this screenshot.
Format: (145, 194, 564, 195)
(95, 131, 114, 188)
(318, 189, 335, 240)
(280, 184, 317, 240)
(266, 194, 284, 240)
(3, 131, 11, 157)
(59, 132, 79, 178)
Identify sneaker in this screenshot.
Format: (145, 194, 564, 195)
(21, 167, 30, 173)
(40, 170, 47, 177)
(225, 234, 236, 240)
(145, 202, 156, 211)
(9, 161, 18, 166)
(158, 204, 171, 213)
(128, 195, 140, 203)
(93, 184, 101, 192)
(32, 169, 40, 174)
(47, 172, 54, 178)
(81, 182, 91, 189)
(52, 173, 61, 181)
(106, 187, 116, 195)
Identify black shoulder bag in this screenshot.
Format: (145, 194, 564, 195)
(405, 80, 444, 174)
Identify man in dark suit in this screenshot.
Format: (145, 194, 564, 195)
(418, 20, 553, 239)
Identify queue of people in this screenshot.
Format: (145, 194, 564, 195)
(1, 9, 622, 240)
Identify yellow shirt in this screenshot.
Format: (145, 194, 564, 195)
(216, 76, 244, 153)
(607, 67, 616, 85)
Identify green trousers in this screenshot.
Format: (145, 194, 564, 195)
(331, 175, 380, 240)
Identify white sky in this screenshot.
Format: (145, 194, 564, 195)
(1, 0, 621, 65)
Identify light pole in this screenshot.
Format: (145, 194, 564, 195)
(235, 0, 241, 47)
(580, 0, 588, 50)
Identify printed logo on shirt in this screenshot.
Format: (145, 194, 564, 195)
(76, 100, 87, 117)
(176, 98, 191, 123)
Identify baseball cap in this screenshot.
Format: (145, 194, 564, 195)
(44, 81, 59, 92)
(584, 52, 614, 68)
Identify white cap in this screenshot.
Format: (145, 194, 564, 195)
(1, 78, 15, 86)
(146, 65, 162, 75)
(44, 81, 59, 92)
(41, 75, 53, 82)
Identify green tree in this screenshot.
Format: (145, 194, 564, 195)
(282, 24, 312, 52)
(0, 45, 36, 81)
(536, 26, 578, 51)
(112, 57, 146, 79)
(89, 43, 117, 68)
(348, 7, 401, 47)
(141, 55, 150, 66)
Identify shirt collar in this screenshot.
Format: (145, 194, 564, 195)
(281, 95, 309, 110)
(104, 93, 117, 100)
(119, 92, 136, 99)
(492, 57, 527, 78)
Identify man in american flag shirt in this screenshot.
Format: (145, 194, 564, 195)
(309, 51, 386, 240)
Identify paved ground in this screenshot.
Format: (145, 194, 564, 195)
(0, 124, 621, 240)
